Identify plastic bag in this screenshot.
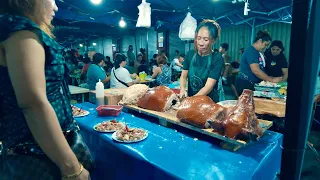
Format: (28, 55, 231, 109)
(179, 12, 197, 41)
(136, 0, 151, 28)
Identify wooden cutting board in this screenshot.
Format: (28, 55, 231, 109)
(254, 98, 286, 117)
(123, 104, 273, 148)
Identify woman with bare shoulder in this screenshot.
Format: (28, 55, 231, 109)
(0, 0, 91, 179)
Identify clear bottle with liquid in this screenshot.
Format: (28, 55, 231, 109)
(96, 79, 105, 106)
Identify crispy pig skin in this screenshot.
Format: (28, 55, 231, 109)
(224, 89, 263, 141)
(137, 86, 178, 112)
(177, 96, 225, 129)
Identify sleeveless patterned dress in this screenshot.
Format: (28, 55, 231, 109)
(0, 14, 75, 179)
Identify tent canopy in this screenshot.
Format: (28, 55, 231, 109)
(54, 0, 292, 41)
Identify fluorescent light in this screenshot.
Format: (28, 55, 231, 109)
(91, 0, 102, 5)
(119, 17, 126, 28)
(79, 44, 83, 47)
(93, 42, 97, 46)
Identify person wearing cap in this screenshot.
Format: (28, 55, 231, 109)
(86, 53, 110, 90)
(264, 40, 288, 81)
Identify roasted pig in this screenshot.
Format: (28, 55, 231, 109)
(176, 96, 226, 129)
(137, 86, 179, 112)
(223, 89, 263, 141)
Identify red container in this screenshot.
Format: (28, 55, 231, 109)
(171, 89, 180, 95)
(96, 105, 123, 117)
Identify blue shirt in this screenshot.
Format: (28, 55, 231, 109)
(239, 46, 265, 83)
(86, 64, 107, 90)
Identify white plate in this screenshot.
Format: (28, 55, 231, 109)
(73, 110, 90, 118)
(93, 122, 125, 133)
(71, 105, 90, 118)
(111, 130, 148, 143)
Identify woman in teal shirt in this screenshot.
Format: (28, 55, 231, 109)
(86, 53, 110, 90)
(235, 31, 282, 95)
(180, 19, 224, 102)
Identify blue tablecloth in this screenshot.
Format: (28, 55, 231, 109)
(75, 102, 283, 180)
(168, 81, 180, 89)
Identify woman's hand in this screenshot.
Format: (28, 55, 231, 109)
(135, 77, 141, 83)
(61, 167, 90, 180)
(270, 77, 282, 83)
(74, 168, 90, 180)
(179, 89, 188, 99)
(131, 73, 138, 78)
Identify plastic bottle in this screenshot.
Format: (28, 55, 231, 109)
(96, 79, 105, 106)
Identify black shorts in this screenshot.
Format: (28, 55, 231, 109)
(227, 74, 237, 85)
(235, 78, 255, 95)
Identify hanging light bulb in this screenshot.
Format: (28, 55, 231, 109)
(91, 0, 102, 5)
(79, 44, 83, 47)
(119, 17, 126, 27)
(92, 42, 97, 46)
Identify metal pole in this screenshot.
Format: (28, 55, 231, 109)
(250, 18, 255, 44)
(134, 29, 138, 57)
(256, 17, 292, 24)
(280, 0, 320, 179)
(102, 38, 104, 55)
(145, 28, 149, 63)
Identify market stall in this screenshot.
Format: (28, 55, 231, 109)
(74, 102, 282, 180)
(67, 82, 287, 180)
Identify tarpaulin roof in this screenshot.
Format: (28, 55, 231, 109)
(54, 0, 292, 40)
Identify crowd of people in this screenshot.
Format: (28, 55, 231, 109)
(63, 44, 189, 90)
(63, 24, 289, 100)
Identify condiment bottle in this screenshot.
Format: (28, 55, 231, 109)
(96, 79, 104, 106)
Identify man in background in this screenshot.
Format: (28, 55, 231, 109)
(127, 45, 135, 66)
(172, 54, 185, 72)
(88, 50, 96, 61)
(219, 43, 231, 84)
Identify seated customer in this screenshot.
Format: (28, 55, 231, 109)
(152, 54, 172, 85)
(110, 53, 140, 88)
(172, 54, 185, 72)
(104, 56, 114, 73)
(138, 60, 148, 74)
(148, 54, 158, 73)
(65, 50, 79, 73)
(134, 54, 143, 73)
(81, 57, 91, 75)
(86, 53, 110, 90)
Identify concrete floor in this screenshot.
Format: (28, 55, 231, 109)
(301, 131, 320, 180)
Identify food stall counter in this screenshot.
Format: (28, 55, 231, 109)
(75, 102, 283, 180)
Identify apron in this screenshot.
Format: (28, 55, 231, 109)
(188, 53, 221, 102)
